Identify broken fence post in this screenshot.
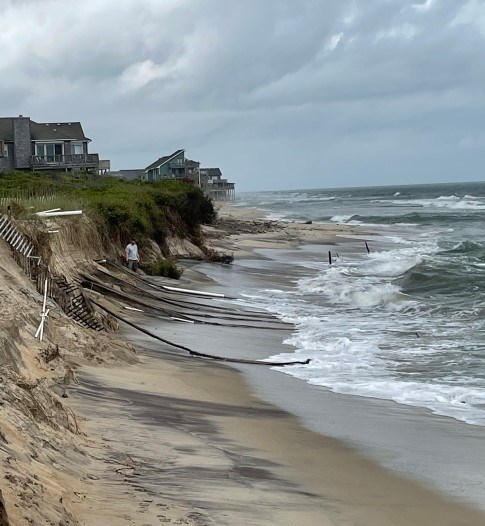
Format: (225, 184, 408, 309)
(35, 278, 49, 341)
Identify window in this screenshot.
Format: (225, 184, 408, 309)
(72, 143, 83, 155)
(0, 141, 5, 158)
(36, 143, 63, 162)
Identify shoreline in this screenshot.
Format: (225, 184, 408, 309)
(2, 201, 483, 524)
(212, 205, 485, 510)
(62, 203, 485, 524)
(202, 201, 485, 507)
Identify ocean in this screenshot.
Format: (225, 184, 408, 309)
(233, 181, 485, 427)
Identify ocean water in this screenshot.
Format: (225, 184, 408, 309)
(234, 181, 485, 426)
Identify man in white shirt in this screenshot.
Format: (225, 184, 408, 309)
(125, 240, 140, 272)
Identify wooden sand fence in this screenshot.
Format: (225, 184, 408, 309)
(0, 190, 57, 208)
(0, 214, 103, 331)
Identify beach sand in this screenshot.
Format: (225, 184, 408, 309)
(60, 203, 485, 525)
(65, 334, 485, 526)
(2, 204, 484, 525)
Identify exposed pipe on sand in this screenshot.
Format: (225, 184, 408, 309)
(89, 298, 311, 367)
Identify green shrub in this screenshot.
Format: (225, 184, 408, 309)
(141, 259, 182, 279)
(0, 173, 215, 248)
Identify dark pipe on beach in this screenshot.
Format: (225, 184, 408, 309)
(81, 272, 288, 329)
(88, 298, 311, 367)
(328, 251, 332, 265)
(365, 241, 370, 253)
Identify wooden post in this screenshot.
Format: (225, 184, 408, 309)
(328, 251, 332, 265)
(365, 241, 370, 253)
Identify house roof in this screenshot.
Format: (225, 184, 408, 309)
(30, 121, 90, 141)
(0, 117, 90, 142)
(145, 149, 185, 172)
(202, 168, 222, 177)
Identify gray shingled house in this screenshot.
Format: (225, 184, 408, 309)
(0, 115, 99, 174)
(143, 149, 200, 183)
(200, 167, 236, 201)
(143, 148, 235, 200)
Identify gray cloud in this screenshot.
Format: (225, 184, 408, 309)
(1, 0, 484, 190)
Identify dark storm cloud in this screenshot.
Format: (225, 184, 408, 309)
(0, 0, 484, 189)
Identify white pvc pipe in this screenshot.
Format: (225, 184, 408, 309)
(36, 208, 61, 214)
(161, 285, 225, 298)
(36, 210, 83, 217)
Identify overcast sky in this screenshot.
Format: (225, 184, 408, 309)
(1, 0, 484, 191)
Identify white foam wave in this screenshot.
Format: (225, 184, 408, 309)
(464, 194, 485, 199)
(299, 269, 404, 308)
(264, 212, 287, 221)
(235, 185, 485, 426)
(390, 196, 485, 210)
(297, 241, 434, 307)
(309, 196, 336, 202)
(270, 351, 485, 425)
(329, 214, 355, 223)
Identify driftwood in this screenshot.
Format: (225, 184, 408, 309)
(214, 218, 282, 236)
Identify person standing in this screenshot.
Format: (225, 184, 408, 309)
(125, 239, 140, 272)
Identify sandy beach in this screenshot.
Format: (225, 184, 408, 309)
(1, 203, 485, 525)
(67, 203, 485, 524)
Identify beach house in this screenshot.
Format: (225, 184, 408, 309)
(143, 149, 236, 200)
(200, 167, 236, 201)
(0, 115, 101, 174)
(144, 149, 200, 182)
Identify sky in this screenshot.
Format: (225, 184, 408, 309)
(1, 0, 485, 191)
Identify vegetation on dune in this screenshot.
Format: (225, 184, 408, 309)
(140, 258, 183, 279)
(0, 172, 217, 277)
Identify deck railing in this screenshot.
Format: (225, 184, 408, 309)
(31, 153, 99, 168)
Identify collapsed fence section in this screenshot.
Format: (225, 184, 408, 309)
(0, 214, 103, 331)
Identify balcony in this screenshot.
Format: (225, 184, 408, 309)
(31, 153, 99, 172)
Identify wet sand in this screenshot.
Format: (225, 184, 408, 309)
(67, 334, 485, 526)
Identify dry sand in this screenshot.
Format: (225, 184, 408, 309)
(1, 206, 485, 525)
